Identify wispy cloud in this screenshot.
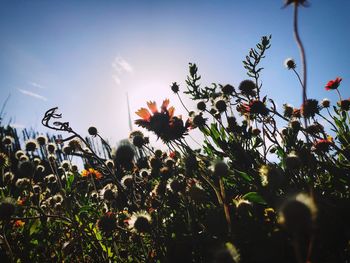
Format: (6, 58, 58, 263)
(112, 56, 133, 85)
(18, 88, 47, 101)
(112, 57, 133, 73)
(29, 82, 45, 89)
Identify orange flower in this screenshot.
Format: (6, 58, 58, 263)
(14, 220, 25, 228)
(81, 168, 102, 179)
(135, 99, 191, 142)
(17, 198, 26, 206)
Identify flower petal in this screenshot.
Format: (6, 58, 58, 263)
(161, 99, 170, 111)
(168, 106, 175, 118)
(147, 101, 158, 114)
(136, 108, 151, 121)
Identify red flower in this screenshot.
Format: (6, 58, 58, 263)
(325, 77, 342, 91)
(240, 100, 269, 116)
(135, 99, 191, 142)
(13, 220, 25, 228)
(313, 138, 333, 153)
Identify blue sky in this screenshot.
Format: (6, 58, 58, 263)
(0, 0, 349, 146)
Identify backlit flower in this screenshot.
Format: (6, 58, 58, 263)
(337, 99, 350, 111)
(97, 212, 117, 235)
(325, 77, 342, 91)
(135, 99, 191, 142)
(81, 168, 102, 180)
(284, 58, 296, 70)
(128, 211, 152, 233)
(301, 99, 319, 118)
(313, 138, 333, 153)
(240, 100, 269, 116)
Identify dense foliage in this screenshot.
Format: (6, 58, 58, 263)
(0, 2, 349, 262)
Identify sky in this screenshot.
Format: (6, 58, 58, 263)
(0, 0, 349, 147)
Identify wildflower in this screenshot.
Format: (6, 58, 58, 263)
(292, 108, 301, 118)
(241, 100, 269, 116)
(81, 168, 102, 180)
(252, 128, 261, 136)
(25, 139, 38, 152)
(53, 193, 64, 203)
(61, 160, 71, 171)
(283, 104, 294, 118)
(33, 185, 41, 194)
(45, 174, 56, 184)
(48, 154, 56, 162)
(0, 152, 10, 169)
(71, 164, 78, 172)
(259, 164, 282, 188)
(100, 183, 118, 201)
(171, 82, 179, 93)
(135, 99, 191, 142)
(3, 172, 15, 184)
(62, 145, 72, 155)
(32, 157, 41, 166)
(128, 211, 152, 233)
(284, 58, 296, 70)
(197, 101, 206, 111)
(129, 130, 145, 148)
(284, 0, 309, 7)
(105, 159, 114, 169)
(36, 135, 47, 146)
(139, 168, 151, 178)
(167, 176, 186, 193)
(301, 99, 319, 118)
(36, 165, 45, 173)
(214, 98, 227, 113)
(338, 99, 350, 111)
(68, 139, 82, 152)
(192, 114, 207, 128)
(15, 178, 31, 189)
(325, 77, 342, 91)
(2, 136, 14, 146)
(321, 98, 330, 108)
(113, 144, 135, 169)
(313, 138, 333, 153)
(13, 220, 25, 228)
(221, 84, 235, 95)
(15, 150, 25, 160)
(88, 126, 98, 136)
(121, 175, 133, 189)
(46, 142, 57, 154)
(97, 212, 117, 235)
(305, 122, 324, 135)
(165, 157, 175, 168)
(238, 79, 257, 97)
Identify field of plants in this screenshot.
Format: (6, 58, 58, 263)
(0, 1, 349, 262)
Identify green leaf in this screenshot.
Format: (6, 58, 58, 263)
(234, 169, 253, 182)
(243, 192, 267, 205)
(29, 219, 40, 235)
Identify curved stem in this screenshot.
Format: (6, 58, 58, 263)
(293, 4, 307, 104)
(1, 224, 14, 263)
